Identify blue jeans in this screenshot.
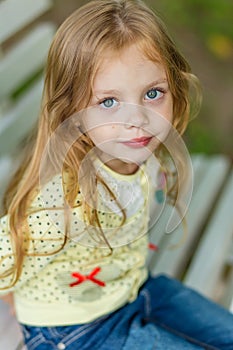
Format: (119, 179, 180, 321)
(20, 275, 233, 350)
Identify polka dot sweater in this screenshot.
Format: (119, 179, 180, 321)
(0, 156, 162, 326)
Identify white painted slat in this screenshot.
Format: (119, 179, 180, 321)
(230, 297, 233, 313)
(149, 155, 231, 277)
(0, 156, 14, 201)
(191, 154, 209, 193)
(147, 155, 206, 266)
(148, 154, 209, 272)
(0, 155, 21, 217)
(184, 171, 233, 299)
(0, 0, 52, 43)
(0, 156, 13, 180)
(0, 79, 43, 156)
(0, 300, 24, 350)
(0, 23, 55, 100)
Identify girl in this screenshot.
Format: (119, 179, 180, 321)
(1, 0, 233, 349)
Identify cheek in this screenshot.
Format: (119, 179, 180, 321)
(155, 93, 173, 121)
(87, 124, 119, 145)
(165, 95, 174, 122)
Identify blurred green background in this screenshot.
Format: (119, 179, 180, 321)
(50, 0, 233, 156)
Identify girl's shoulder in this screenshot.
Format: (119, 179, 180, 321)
(30, 173, 65, 211)
(0, 214, 9, 235)
(145, 155, 164, 189)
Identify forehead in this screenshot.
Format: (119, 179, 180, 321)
(93, 44, 166, 88)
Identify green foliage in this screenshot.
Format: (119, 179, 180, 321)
(147, 0, 233, 155)
(185, 120, 221, 154)
(150, 0, 233, 39)
(149, 0, 233, 60)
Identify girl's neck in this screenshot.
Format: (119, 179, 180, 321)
(104, 158, 139, 175)
(95, 150, 139, 175)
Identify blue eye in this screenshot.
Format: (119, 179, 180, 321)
(145, 88, 163, 100)
(100, 98, 117, 109)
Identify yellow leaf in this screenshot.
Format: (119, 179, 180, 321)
(207, 34, 233, 59)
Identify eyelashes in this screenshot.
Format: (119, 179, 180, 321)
(145, 87, 165, 101)
(96, 86, 166, 110)
(99, 97, 118, 109)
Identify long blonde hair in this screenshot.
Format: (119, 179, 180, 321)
(2, 0, 201, 287)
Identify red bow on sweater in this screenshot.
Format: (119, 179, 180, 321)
(69, 267, 106, 287)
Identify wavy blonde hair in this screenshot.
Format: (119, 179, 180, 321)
(2, 0, 201, 287)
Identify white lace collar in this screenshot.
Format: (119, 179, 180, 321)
(94, 156, 160, 217)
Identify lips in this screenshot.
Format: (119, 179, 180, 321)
(122, 136, 152, 148)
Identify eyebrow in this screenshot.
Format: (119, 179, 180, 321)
(93, 78, 168, 96)
(144, 78, 168, 90)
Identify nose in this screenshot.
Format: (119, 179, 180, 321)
(124, 104, 149, 129)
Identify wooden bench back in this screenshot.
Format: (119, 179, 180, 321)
(0, 0, 56, 209)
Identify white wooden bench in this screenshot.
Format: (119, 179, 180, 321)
(0, 0, 55, 210)
(0, 0, 55, 349)
(0, 1, 233, 349)
(148, 154, 233, 311)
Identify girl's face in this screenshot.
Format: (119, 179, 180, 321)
(82, 44, 173, 174)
